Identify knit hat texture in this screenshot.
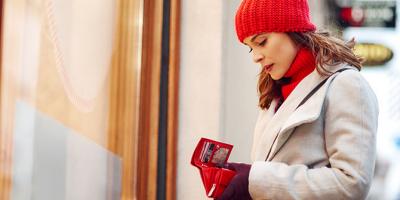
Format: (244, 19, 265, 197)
(235, 0, 316, 42)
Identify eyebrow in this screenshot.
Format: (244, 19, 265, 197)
(244, 33, 264, 45)
(251, 34, 262, 42)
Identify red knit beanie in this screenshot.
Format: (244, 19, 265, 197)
(235, 0, 316, 43)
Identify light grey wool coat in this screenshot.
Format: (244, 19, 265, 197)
(248, 63, 379, 200)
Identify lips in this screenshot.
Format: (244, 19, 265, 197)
(264, 64, 274, 72)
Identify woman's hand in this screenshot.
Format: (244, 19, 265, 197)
(216, 162, 252, 200)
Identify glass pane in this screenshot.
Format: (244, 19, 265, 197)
(12, 101, 121, 200)
(0, 0, 129, 199)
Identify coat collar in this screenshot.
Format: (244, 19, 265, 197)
(252, 64, 351, 161)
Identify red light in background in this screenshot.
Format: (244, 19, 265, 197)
(340, 7, 365, 26)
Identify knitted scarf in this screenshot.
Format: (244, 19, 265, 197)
(280, 48, 316, 101)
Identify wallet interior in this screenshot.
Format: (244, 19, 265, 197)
(191, 138, 236, 197)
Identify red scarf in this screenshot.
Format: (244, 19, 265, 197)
(280, 48, 316, 101)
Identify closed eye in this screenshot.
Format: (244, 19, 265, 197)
(247, 38, 266, 53)
(258, 39, 267, 46)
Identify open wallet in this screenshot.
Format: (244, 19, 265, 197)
(191, 138, 236, 198)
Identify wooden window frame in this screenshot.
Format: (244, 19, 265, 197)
(107, 0, 180, 199)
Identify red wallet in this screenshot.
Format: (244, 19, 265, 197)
(191, 138, 236, 198)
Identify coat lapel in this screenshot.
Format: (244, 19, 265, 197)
(265, 65, 353, 161)
(252, 64, 351, 162)
(253, 69, 323, 161)
(251, 101, 276, 161)
(266, 76, 329, 161)
(253, 97, 297, 161)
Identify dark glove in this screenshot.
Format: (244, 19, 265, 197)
(215, 162, 252, 200)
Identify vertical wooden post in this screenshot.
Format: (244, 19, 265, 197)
(166, 0, 180, 199)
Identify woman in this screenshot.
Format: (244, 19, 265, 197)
(217, 0, 379, 199)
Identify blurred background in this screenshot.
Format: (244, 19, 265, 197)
(0, 0, 399, 199)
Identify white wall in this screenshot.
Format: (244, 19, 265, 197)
(177, 0, 223, 199)
(220, 0, 259, 163)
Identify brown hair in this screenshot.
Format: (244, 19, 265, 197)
(257, 30, 364, 110)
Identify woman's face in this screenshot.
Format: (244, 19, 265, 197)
(243, 32, 298, 80)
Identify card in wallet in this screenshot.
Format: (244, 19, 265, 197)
(191, 138, 236, 198)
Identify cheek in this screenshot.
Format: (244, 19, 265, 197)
(279, 44, 297, 66)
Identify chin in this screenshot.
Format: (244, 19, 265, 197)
(270, 74, 282, 80)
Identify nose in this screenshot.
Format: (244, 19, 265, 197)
(252, 51, 263, 63)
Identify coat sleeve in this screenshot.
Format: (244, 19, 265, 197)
(248, 70, 379, 200)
